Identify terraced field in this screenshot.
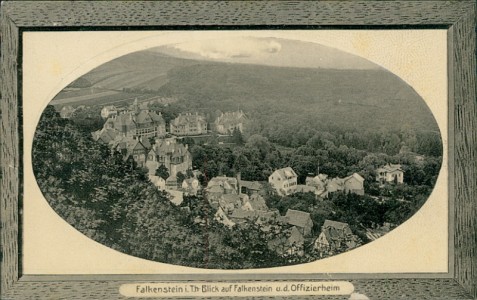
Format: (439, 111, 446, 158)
(51, 89, 153, 107)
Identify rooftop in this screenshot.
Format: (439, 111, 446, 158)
(285, 209, 312, 228)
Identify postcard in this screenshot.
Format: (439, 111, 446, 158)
(22, 30, 448, 283)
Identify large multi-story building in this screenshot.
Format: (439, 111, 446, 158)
(170, 112, 208, 136)
(146, 137, 192, 177)
(102, 109, 167, 139)
(214, 110, 247, 134)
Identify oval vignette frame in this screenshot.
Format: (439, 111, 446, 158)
(1, 1, 476, 300)
(31, 33, 444, 271)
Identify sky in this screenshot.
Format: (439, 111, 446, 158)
(150, 36, 380, 70)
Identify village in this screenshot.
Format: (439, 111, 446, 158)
(57, 99, 407, 259)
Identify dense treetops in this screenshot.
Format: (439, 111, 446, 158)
(32, 104, 441, 269)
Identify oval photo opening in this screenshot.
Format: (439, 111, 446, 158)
(32, 37, 443, 269)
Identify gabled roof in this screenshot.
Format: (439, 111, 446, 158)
(92, 128, 120, 143)
(327, 177, 345, 189)
(288, 226, 305, 244)
(377, 164, 403, 173)
(285, 209, 312, 228)
(135, 110, 153, 124)
(271, 167, 297, 179)
(114, 113, 136, 127)
(240, 180, 263, 191)
(220, 194, 241, 205)
(344, 173, 365, 183)
(102, 105, 116, 111)
(149, 111, 165, 123)
(207, 176, 238, 189)
(215, 111, 246, 126)
(171, 113, 206, 126)
(207, 185, 225, 194)
(322, 220, 351, 231)
(255, 210, 280, 224)
(247, 194, 268, 211)
(150, 138, 189, 157)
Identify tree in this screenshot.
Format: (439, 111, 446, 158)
(176, 171, 186, 185)
(155, 165, 169, 180)
(231, 127, 244, 145)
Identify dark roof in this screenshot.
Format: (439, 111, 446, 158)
(215, 111, 246, 126)
(220, 194, 241, 205)
(171, 113, 206, 126)
(285, 209, 312, 228)
(135, 110, 153, 124)
(150, 138, 189, 157)
(377, 164, 403, 173)
(288, 226, 305, 244)
(322, 220, 352, 234)
(247, 194, 268, 211)
(240, 180, 263, 191)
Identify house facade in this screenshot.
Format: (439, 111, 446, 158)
(170, 112, 208, 136)
(268, 226, 305, 257)
(308, 172, 365, 196)
(103, 109, 167, 139)
(313, 220, 360, 255)
(146, 137, 192, 177)
(59, 105, 76, 119)
(101, 105, 118, 119)
(214, 110, 247, 134)
(181, 177, 201, 196)
(112, 136, 149, 167)
(376, 164, 404, 184)
(268, 167, 298, 196)
(239, 180, 263, 196)
(343, 173, 365, 195)
(285, 209, 313, 237)
(205, 176, 239, 206)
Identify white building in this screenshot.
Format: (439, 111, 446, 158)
(101, 105, 118, 119)
(268, 167, 298, 196)
(376, 164, 404, 184)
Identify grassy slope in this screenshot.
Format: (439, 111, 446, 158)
(81, 51, 199, 90)
(53, 51, 439, 133)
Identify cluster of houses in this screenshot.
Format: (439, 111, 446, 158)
(89, 101, 249, 205)
(91, 102, 250, 171)
(99, 100, 247, 137)
(99, 99, 206, 138)
(267, 164, 404, 199)
(87, 100, 406, 258)
(200, 172, 363, 257)
(268, 167, 365, 198)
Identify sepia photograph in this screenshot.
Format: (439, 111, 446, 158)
(31, 32, 443, 270)
(1, 1, 476, 299)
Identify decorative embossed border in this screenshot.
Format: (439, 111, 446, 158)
(1, 1, 476, 299)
